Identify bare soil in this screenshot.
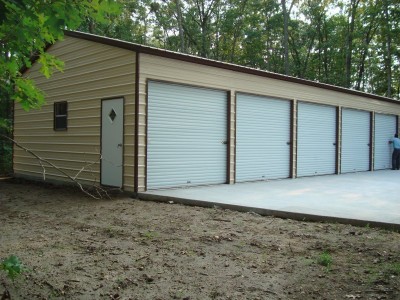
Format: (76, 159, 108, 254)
(0, 178, 399, 300)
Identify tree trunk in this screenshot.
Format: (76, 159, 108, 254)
(174, 0, 185, 53)
(281, 0, 289, 75)
(383, 0, 392, 97)
(345, 0, 360, 88)
(300, 26, 316, 78)
(195, 0, 209, 58)
(355, 19, 377, 91)
(229, 0, 248, 63)
(88, 18, 95, 34)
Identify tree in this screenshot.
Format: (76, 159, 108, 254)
(344, 0, 363, 89)
(281, 0, 289, 75)
(174, 0, 186, 52)
(0, 0, 121, 177)
(353, 0, 379, 91)
(0, 0, 121, 117)
(382, 0, 392, 97)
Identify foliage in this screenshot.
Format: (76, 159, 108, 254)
(317, 250, 333, 270)
(141, 231, 159, 240)
(0, 87, 12, 174)
(1, 0, 398, 127)
(0, 0, 121, 118)
(0, 255, 26, 281)
(388, 263, 400, 276)
(78, 0, 400, 100)
(367, 261, 400, 285)
(0, 139, 12, 175)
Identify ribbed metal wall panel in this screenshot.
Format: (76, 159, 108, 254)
(15, 36, 136, 191)
(236, 94, 291, 182)
(341, 109, 370, 173)
(147, 81, 227, 189)
(297, 102, 336, 176)
(374, 113, 397, 170)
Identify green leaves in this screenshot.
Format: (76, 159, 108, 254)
(38, 52, 65, 79)
(0, 0, 122, 112)
(13, 78, 45, 111)
(317, 250, 333, 271)
(0, 255, 26, 281)
(0, 118, 11, 131)
(81, 0, 400, 99)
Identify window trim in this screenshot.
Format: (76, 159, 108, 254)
(54, 101, 68, 131)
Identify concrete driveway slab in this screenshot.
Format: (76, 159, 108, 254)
(140, 170, 400, 228)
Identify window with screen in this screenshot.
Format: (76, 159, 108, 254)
(54, 102, 68, 130)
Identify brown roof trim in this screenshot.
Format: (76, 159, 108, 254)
(64, 30, 398, 105)
(20, 43, 53, 74)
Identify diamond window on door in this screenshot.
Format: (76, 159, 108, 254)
(109, 108, 117, 122)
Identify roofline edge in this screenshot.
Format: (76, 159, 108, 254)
(60, 30, 399, 105)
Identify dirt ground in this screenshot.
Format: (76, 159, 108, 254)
(0, 178, 399, 300)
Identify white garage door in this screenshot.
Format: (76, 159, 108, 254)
(374, 113, 397, 170)
(236, 94, 291, 182)
(297, 102, 337, 177)
(341, 108, 371, 173)
(147, 82, 228, 189)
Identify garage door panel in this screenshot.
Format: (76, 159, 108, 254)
(297, 102, 337, 177)
(147, 82, 227, 189)
(236, 94, 291, 182)
(374, 114, 397, 170)
(341, 109, 370, 173)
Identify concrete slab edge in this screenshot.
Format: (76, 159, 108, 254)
(138, 193, 400, 231)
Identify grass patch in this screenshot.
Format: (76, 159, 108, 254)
(317, 250, 333, 271)
(141, 231, 159, 240)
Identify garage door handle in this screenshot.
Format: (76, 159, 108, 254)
(221, 140, 228, 145)
(117, 143, 123, 148)
(286, 141, 291, 145)
(333, 143, 336, 146)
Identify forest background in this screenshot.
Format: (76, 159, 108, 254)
(1, 0, 400, 174)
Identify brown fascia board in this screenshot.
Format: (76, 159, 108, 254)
(19, 43, 53, 74)
(62, 30, 398, 105)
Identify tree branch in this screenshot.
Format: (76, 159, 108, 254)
(1, 134, 113, 199)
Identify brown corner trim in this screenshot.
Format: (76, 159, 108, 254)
(335, 107, 340, 174)
(369, 112, 374, 171)
(122, 97, 126, 188)
(144, 78, 149, 192)
(100, 100, 104, 186)
(233, 93, 237, 183)
(291, 100, 296, 179)
(227, 91, 231, 184)
(134, 52, 140, 193)
(11, 98, 15, 176)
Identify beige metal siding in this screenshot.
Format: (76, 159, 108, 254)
(14, 36, 136, 191)
(138, 54, 400, 192)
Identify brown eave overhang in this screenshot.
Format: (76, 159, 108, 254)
(62, 30, 398, 105)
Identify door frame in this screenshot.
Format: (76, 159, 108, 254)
(100, 97, 125, 187)
(296, 101, 338, 177)
(340, 107, 371, 173)
(145, 79, 230, 190)
(373, 112, 398, 170)
(235, 92, 292, 182)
